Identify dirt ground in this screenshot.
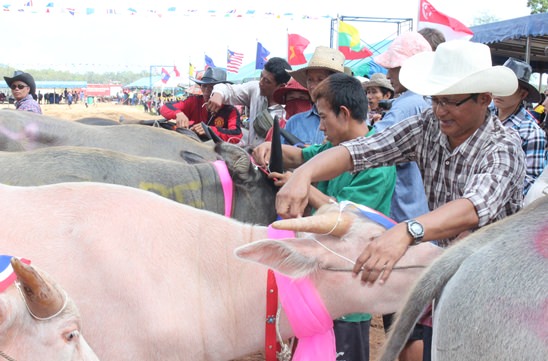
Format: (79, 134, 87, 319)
(2, 101, 389, 360)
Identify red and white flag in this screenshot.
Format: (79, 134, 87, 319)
(418, 0, 473, 41)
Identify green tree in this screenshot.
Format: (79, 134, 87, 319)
(527, 0, 548, 13)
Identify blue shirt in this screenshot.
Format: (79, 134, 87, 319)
(496, 105, 547, 194)
(282, 105, 325, 146)
(373, 91, 430, 222)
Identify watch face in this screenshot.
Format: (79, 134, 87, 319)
(408, 220, 424, 238)
(410, 223, 423, 234)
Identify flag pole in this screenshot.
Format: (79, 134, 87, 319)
(417, 0, 422, 31)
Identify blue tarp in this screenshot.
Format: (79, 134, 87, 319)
(470, 13, 548, 73)
(0, 80, 87, 90)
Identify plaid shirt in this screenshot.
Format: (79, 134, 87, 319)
(342, 108, 525, 245)
(15, 94, 42, 114)
(497, 105, 547, 194)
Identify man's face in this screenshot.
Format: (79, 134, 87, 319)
(259, 70, 280, 98)
(387, 67, 406, 94)
(305, 69, 332, 95)
(492, 87, 527, 111)
(317, 97, 345, 145)
(200, 84, 214, 102)
(366, 86, 391, 110)
(10, 81, 30, 101)
(430, 93, 489, 147)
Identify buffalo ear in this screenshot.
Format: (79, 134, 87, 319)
(234, 238, 320, 278)
(180, 151, 211, 164)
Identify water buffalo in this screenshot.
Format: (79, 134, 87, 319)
(0, 257, 99, 361)
(379, 196, 548, 361)
(0, 109, 216, 162)
(0, 142, 277, 225)
(0, 181, 443, 361)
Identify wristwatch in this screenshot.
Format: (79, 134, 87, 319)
(405, 219, 424, 245)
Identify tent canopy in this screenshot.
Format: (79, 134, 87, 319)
(470, 13, 548, 73)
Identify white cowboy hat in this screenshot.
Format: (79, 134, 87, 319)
(287, 46, 345, 88)
(399, 40, 518, 96)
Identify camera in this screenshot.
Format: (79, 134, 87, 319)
(378, 99, 394, 111)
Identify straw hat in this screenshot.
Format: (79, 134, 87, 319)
(362, 73, 394, 92)
(503, 57, 540, 103)
(287, 46, 345, 87)
(273, 78, 309, 104)
(4, 70, 36, 95)
(374, 32, 432, 69)
(399, 40, 518, 97)
(190, 67, 232, 85)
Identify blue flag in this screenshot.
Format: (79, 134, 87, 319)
(205, 55, 216, 69)
(161, 68, 170, 84)
(255, 42, 270, 70)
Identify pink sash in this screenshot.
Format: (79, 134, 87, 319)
(268, 226, 336, 361)
(212, 160, 233, 217)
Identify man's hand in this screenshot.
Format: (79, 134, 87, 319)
(190, 123, 206, 136)
(207, 93, 223, 114)
(251, 142, 272, 168)
(175, 112, 191, 128)
(275, 170, 311, 218)
(352, 222, 412, 284)
(268, 171, 292, 187)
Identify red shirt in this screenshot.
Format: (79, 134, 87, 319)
(160, 95, 242, 143)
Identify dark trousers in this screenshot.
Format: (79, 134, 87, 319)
(333, 319, 371, 361)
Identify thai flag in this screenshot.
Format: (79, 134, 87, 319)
(161, 68, 170, 84)
(0, 255, 30, 293)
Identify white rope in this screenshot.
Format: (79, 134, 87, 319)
(275, 301, 294, 361)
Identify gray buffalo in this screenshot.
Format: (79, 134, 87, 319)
(379, 196, 548, 361)
(0, 142, 277, 225)
(0, 109, 216, 162)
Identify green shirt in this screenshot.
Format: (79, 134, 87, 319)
(302, 128, 396, 322)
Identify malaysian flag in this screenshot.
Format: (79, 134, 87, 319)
(227, 49, 244, 73)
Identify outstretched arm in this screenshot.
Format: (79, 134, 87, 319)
(275, 145, 353, 218)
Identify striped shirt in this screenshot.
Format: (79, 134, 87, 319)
(497, 105, 547, 194)
(15, 94, 42, 114)
(342, 108, 525, 245)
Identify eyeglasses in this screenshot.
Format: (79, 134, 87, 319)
(11, 84, 28, 90)
(424, 94, 476, 109)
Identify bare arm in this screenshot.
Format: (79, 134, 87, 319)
(252, 142, 305, 169)
(276, 146, 353, 218)
(353, 198, 480, 284)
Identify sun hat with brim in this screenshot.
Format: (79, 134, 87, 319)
(362, 73, 394, 92)
(503, 57, 541, 103)
(190, 67, 232, 85)
(273, 78, 309, 104)
(287, 46, 345, 88)
(374, 32, 432, 69)
(399, 40, 518, 97)
(4, 70, 36, 95)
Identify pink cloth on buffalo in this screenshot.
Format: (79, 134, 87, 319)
(268, 226, 336, 361)
(212, 160, 233, 217)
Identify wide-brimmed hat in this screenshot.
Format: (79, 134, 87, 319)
(287, 46, 345, 87)
(4, 70, 36, 95)
(374, 32, 432, 69)
(399, 40, 518, 97)
(362, 73, 394, 92)
(503, 57, 540, 103)
(273, 78, 309, 104)
(190, 67, 232, 85)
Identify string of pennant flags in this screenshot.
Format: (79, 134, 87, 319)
(1, 1, 334, 19)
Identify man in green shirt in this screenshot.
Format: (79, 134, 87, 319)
(252, 73, 396, 361)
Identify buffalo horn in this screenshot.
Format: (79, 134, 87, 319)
(271, 211, 354, 237)
(11, 257, 65, 319)
(269, 116, 284, 174)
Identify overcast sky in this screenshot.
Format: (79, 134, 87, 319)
(0, 0, 532, 74)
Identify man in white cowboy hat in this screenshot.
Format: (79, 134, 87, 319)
(159, 67, 242, 143)
(274, 39, 525, 359)
(207, 57, 292, 147)
(3, 70, 41, 114)
(283, 46, 345, 146)
(492, 57, 546, 195)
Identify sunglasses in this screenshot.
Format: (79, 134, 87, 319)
(11, 84, 28, 90)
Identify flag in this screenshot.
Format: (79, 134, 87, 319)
(205, 55, 216, 69)
(66, 8, 75, 16)
(287, 33, 309, 65)
(418, 0, 473, 41)
(189, 63, 195, 77)
(255, 42, 270, 70)
(0, 255, 30, 292)
(338, 21, 373, 60)
(161, 68, 170, 84)
(227, 49, 244, 73)
(173, 66, 180, 77)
